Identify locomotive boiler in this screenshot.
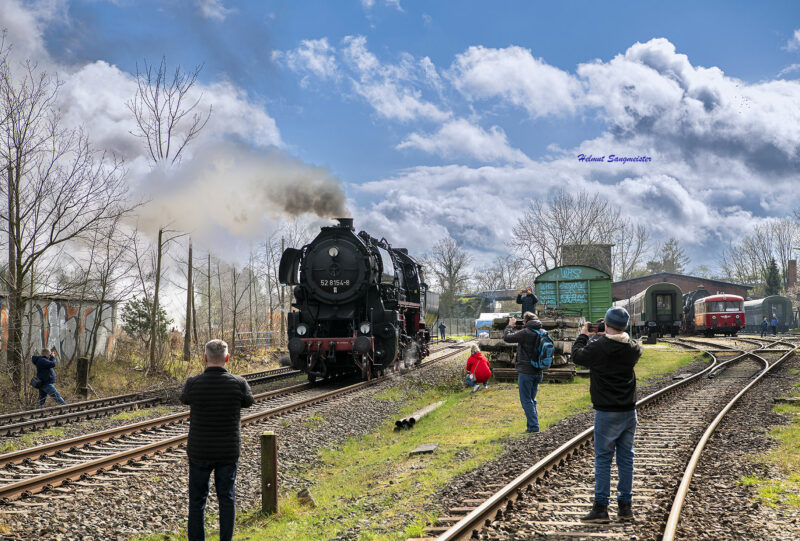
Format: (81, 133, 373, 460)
(278, 218, 438, 381)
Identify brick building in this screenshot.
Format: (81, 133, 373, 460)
(612, 273, 751, 302)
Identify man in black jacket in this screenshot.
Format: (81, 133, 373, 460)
(32, 348, 66, 407)
(516, 287, 538, 315)
(181, 339, 254, 541)
(572, 307, 641, 524)
(503, 312, 544, 433)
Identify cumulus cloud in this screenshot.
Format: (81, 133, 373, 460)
(196, 0, 232, 21)
(341, 36, 450, 122)
(272, 38, 338, 84)
(784, 29, 800, 52)
(397, 118, 532, 164)
(450, 45, 583, 118)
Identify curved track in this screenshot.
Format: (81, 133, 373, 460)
(0, 342, 473, 502)
(420, 337, 796, 540)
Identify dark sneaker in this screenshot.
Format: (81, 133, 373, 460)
(581, 502, 610, 523)
(617, 502, 634, 521)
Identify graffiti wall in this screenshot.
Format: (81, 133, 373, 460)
(0, 296, 118, 359)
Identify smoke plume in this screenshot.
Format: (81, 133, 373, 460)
(134, 141, 349, 242)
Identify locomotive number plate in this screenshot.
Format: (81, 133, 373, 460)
(320, 279, 351, 287)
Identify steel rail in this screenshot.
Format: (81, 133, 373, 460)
(0, 397, 163, 436)
(0, 383, 311, 467)
(434, 349, 721, 541)
(661, 345, 797, 541)
(0, 344, 472, 501)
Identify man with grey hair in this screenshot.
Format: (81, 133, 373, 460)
(181, 339, 254, 541)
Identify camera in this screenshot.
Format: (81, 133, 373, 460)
(588, 321, 605, 333)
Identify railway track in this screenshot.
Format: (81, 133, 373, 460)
(418, 337, 796, 540)
(0, 342, 473, 503)
(0, 366, 302, 437)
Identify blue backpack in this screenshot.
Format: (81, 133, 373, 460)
(530, 329, 554, 370)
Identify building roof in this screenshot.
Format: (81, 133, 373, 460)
(612, 272, 752, 290)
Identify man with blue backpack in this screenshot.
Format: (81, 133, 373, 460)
(503, 312, 554, 434)
(572, 306, 642, 524)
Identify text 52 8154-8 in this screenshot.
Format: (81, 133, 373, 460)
(320, 279, 351, 286)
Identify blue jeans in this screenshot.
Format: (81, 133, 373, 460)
(465, 375, 488, 388)
(593, 409, 637, 506)
(188, 460, 238, 541)
(518, 372, 543, 432)
(37, 383, 66, 407)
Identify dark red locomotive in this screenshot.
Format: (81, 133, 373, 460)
(691, 293, 744, 337)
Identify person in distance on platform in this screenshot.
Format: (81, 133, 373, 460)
(572, 307, 642, 523)
(32, 347, 66, 407)
(181, 339, 255, 541)
(770, 314, 778, 336)
(516, 286, 539, 315)
(761, 316, 769, 338)
(503, 312, 544, 433)
(465, 343, 492, 392)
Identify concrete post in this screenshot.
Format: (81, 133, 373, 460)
(76, 356, 89, 399)
(261, 432, 278, 514)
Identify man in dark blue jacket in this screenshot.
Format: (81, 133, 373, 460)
(760, 317, 769, 338)
(503, 312, 544, 433)
(572, 307, 641, 524)
(516, 287, 538, 315)
(181, 339, 254, 541)
(32, 348, 66, 407)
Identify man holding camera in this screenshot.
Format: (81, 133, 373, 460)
(516, 286, 538, 315)
(503, 312, 544, 433)
(181, 339, 254, 541)
(572, 307, 641, 523)
(32, 347, 66, 407)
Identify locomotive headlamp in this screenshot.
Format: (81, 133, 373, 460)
(296, 324, 308, 336)
(359, 322, 371, 334)
(328, 247, 339, 257)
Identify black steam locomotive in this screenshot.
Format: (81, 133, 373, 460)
(279, 218, 439, 381)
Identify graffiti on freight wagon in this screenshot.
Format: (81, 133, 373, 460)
(1, 296, 117, 358)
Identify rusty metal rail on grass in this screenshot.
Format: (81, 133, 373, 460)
(0, 343, 473, 502)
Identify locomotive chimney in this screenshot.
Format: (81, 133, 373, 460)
(336, 218, 354, 230)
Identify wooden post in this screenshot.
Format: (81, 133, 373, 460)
(261, 432, 278, 514)
(76, 357, 89, 399)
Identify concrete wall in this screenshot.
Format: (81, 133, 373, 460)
(1, 296, 118, 359)
(613, 273, 750, 302)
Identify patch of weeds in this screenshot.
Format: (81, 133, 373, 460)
(303, 413, 328, 428)
(0, 426, 65, 453)
(741, 388, 800, 509)
(279, 419, 291, 427)
(374, 387, 405, 401)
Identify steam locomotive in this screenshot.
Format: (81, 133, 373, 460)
(279, 218, 439, 381)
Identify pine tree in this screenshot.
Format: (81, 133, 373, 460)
(765, 258, 781, 295)
(660, 238, 690, 274)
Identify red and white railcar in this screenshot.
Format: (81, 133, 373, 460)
(693, 294, 744, 336)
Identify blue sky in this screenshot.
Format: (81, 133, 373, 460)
(3, 0, 800, 272)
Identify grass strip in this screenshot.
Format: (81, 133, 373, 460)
(741, 369, 800, 507)
(139, 347, 697, 540)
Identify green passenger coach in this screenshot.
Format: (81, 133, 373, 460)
(615, 282, 683, 339)
(534, 265, 612, 322)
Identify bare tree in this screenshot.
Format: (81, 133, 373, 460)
(510, 190, 622, 275)
(127, 57, 212, 166)
(612, 222, 649, 280)
(473, 254, 529, 291)
(0, 58, 129, 393)
(422, 237, 471, 317)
